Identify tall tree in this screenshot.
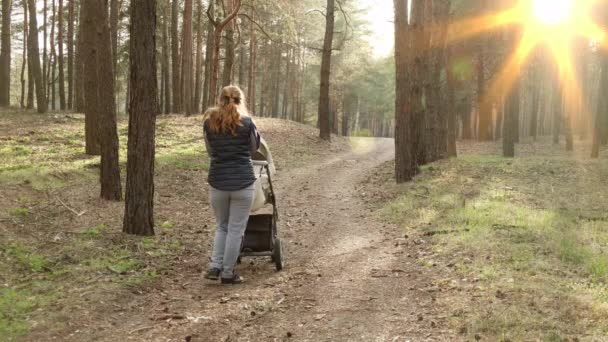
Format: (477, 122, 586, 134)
(20, 0, 27, 108)
(171, 0, 181, 113)
(162, 0, 170, 114)
(74, 2, 85, 112)
(94, 0, 122, 200)
(67, 0, 74, 109)
(27, 0, 47, 113)
(82, 0, 100, 155)
(193, 0, 204, 112)
(124, 0, 158, 236)
(394, 0, 417, 182)
(0, 0, 12, 106)
(43, 0, 48, 90)
(202, 0, 214, 109)
(181, 0, 194, 115)
(57, 0, 66, 109)
(206, 0, 241, 107)
(246, 5, 256, 112)
(591, 46, 608, 158)
(221, 0, 236, 86)
(318, 0, 335, 141)
(49, 0, 56, 109)
(110, 0, 119, 75)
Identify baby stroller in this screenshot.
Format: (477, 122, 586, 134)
(239, 139, 284, 271)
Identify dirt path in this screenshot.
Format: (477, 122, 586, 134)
(116, 138, 452, 342)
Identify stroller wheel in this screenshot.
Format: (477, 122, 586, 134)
(273, 238, 284, 271)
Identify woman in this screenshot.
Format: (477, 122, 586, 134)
(203, 85, 261, 284)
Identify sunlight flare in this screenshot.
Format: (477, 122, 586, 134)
(533, 0, 573, 26)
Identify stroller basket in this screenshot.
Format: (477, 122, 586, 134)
(242, 214, 274, 252)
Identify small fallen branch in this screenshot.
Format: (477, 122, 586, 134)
(129, 325, 156, 334)
(56, 197, 86, 216)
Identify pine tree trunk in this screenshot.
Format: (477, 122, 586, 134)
(58, 0, 66, 109)
(318, 0, 334, 141)
(591, 52, 608, 158)
(162, 0, 171, 114)
(82, 0, 101, 155)
(193, 0, 203, 113)
(27, 0, 47, 113)
(181, 0, 193, 115)
(94, 0, 121, 200)
(394, 0, 417, 182)
(43, 0, 48, 91)
(221, 0, 235, 87)
(238, 38, 246, 87)
(124, 0, 158, 236)
(202, 0, 214, 109)
(503, 29, 519, 158)
(409, 0, 428, 165)
(171, 0, 181, 113)
(110, 0, 119, 77)
(50, 0, 56, 110)
(20, 0, 27, 109)
(74, 2, 85, 112)
(0, 0, 11, 106)
(446, 46, 457, 158)
(67, 0, 74, 109)
(247, 9, 256, 112)
(553, 80, 562, 145)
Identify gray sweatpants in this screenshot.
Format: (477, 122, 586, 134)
(209, 184, 255, 278)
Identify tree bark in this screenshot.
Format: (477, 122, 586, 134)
(124, 0, 158, 236)
(247, 8, 256, 112)
(591, 51, 608, 158)
(74, 2, 85, 112)
(43, 0, 48, 91)
(221, 0, 236, 87)
(67, 0, 74, 109)
(394, 0, 417, 182)
(94, 0, 122, 200)
(0, 0, 11, 106)
(20, 0, 27, 108)
(27, 0, 48, 113)
(202, 0, 214, 109)
(552, 80, 562, 145)
(171, 0, 181, 113)
(110, 0, 119, 77)
(181, 0, 194, 115)
(57, 0, 66, 109)
(50, 0, 56, 110)
(318, 0, 334, 141)
(82, 0, 101, 155)
(446, 46, 457, 157)
(193, 0, 203, 113)
(409, 0, 429, 165)
(503, 81, 518, 157)
(162, 0, 171, 113)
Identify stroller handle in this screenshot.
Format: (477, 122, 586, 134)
(252, 160, 269, 167)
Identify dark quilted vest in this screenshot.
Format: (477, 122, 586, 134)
(204, 116, 256, 191)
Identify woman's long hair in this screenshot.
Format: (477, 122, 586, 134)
(205, 85, 249, 136)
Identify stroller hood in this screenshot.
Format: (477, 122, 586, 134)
(252, 138, 276, 176)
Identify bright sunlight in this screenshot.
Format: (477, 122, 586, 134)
(533, 0, 573, 26)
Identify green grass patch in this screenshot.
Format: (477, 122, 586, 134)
(8, 207, 29, 218)
(4, 243, 48, 272)
(0, 288, 36, 340)
(380, 155, 608, 339)
(84, 224, 107, 239)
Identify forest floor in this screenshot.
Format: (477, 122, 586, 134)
(1, 109, 608, 341)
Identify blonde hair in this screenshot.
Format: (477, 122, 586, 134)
(204, 85, 249, 136)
